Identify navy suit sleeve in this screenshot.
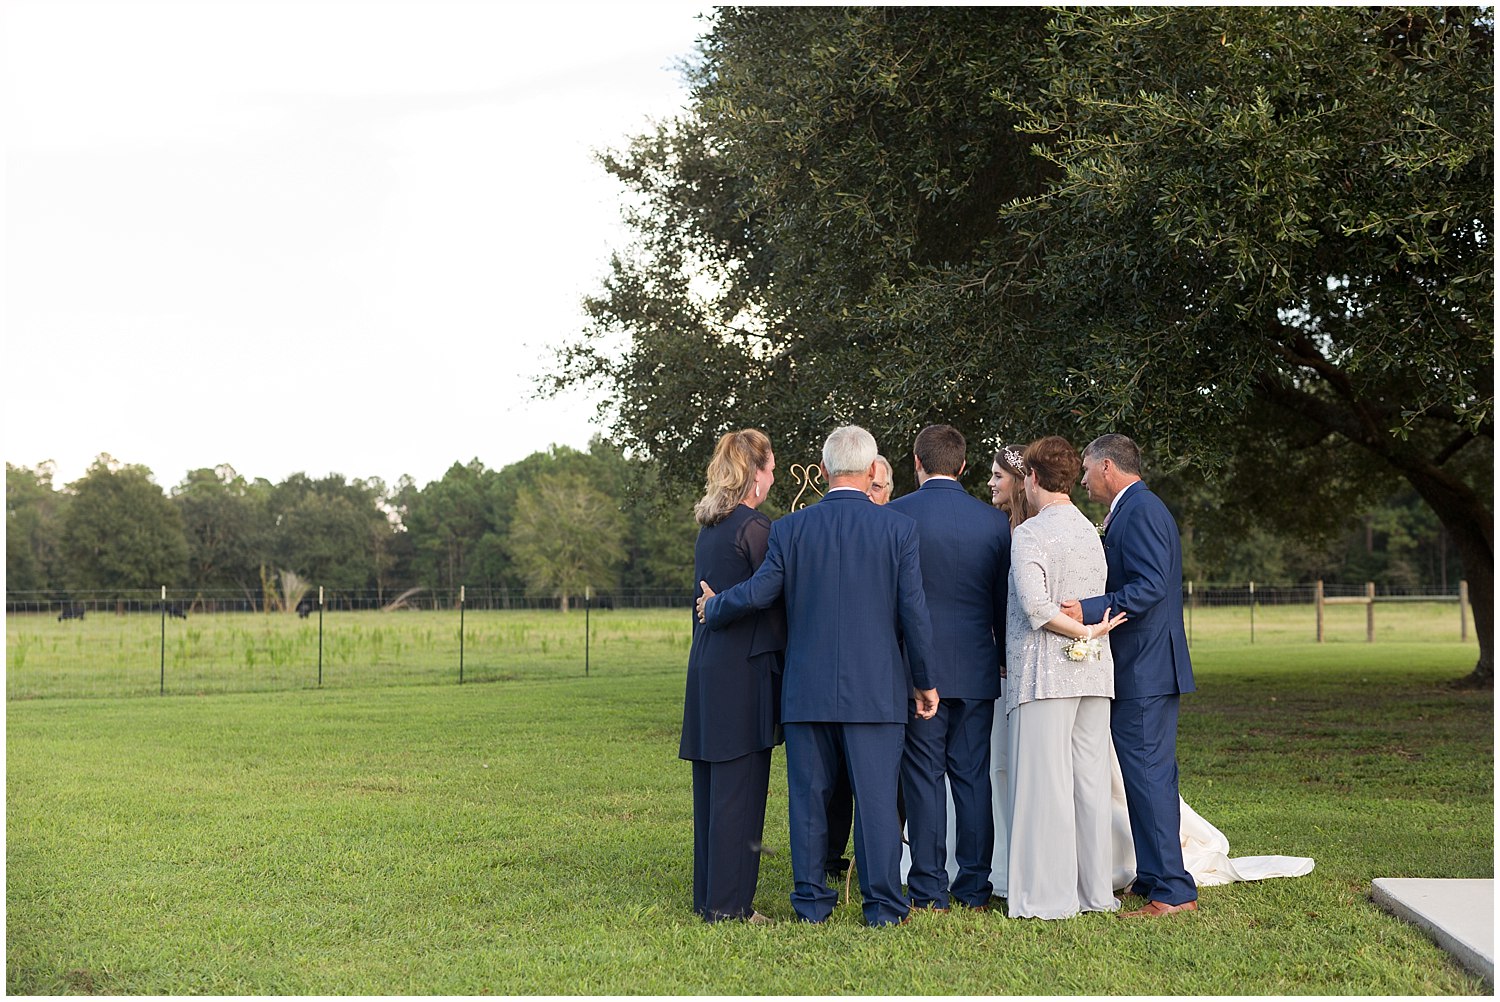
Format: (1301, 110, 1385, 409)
(1080, 503, 1175, 625)
(895, 523, 936, 691)
(992, 521, 1011, 646)
(705, 520, 786, 629)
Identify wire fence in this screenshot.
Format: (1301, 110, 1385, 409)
(4, 586, 689, 616)
(4, 582, 1474, 701)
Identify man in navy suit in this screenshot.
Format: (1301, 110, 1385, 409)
(1064, 433, 1198, 917)
(697, 425, 939, 927)
(890, 424, 1009, 912)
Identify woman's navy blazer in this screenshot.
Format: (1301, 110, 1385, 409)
(680, 504, 787, 762)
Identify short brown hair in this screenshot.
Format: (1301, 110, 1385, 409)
(913, 424, 965, 478)
(1024, 436, 1081, 494)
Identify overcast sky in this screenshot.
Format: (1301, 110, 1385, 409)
(2, 0, 713, 491)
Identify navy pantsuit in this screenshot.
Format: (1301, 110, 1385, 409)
(889, 477, 1009, 908)
(706, 489, 935, 926)
(681, 504, 786, 921)
(690, 751, 772, 920)
(1078, 481, 1196, 906)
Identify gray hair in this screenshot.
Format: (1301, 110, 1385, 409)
(873, 454, 892, 476)
(1083, 433, 1143, 476)
(822, 425, 878, 477)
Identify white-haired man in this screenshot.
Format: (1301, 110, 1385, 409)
(698, 425, 938, 927)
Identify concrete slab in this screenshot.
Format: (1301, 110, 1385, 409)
(1371, 877, 1493, 986)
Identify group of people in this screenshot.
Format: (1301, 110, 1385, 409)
(679, 423, 1206, 926)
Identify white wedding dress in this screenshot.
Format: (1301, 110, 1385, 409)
(901, 707, 1315, 895)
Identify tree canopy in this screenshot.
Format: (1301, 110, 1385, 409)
(554, 7, 1493, 682)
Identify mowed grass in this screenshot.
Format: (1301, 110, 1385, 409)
(6, 605, 1491, 994)
(6, 608, 693, 699)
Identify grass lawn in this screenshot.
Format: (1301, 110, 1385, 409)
(5, 607, 1492, 994)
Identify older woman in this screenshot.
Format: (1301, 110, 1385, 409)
(680, 429, 786, 923)
(1004, 435, 1126, 919)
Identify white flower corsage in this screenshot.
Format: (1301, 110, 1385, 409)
(1063, 637, 1103, 662)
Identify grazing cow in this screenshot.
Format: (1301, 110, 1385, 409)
(296, 597, 316, 619)
(162, 604, 187, 619)
(57, 605, 85, 622)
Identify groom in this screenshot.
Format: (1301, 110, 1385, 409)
(890, 424, 1009, 911)
(698, 425, 939, 927)
(1064, 433, 1198, 917)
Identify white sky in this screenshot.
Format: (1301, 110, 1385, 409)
(2, 0, 712, 491)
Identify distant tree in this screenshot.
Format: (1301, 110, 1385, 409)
(478, 444, 612, 591)
(269, 473, 395, 594)
(505, 471, 626, 611)
(172, 465, 273, 596)
(401, 459, 497, 592)
(6, 462, 69, 593)
(61, 455, 188, 594)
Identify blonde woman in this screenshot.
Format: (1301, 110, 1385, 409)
(680, 429, 786, 923)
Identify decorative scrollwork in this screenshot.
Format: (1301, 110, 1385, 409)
(789, 463, 825, 511)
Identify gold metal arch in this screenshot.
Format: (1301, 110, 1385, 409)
(788, 463, 825, 510)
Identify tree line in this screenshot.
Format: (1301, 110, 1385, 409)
(6, 439, 1465, 611)
(5, 440, 695, 610)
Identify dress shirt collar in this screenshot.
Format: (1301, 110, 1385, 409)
(1107, 479, 1144, 520)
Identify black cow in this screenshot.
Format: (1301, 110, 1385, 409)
(57, 606, 85, 622)
(161, 604, 187, 619)
(296, 598, 316, 619)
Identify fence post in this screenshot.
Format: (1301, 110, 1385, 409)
(1365, 581, 1376, 642)
(318, 585, 324, 687)
(1249, 580, 1255, 644)
(159, 585, 166, 695)
(585, 586, 591, 678)
(1315, 580, 1325, 643)
(459, 585, 466, 685)
(1460, 580, 1469, 641)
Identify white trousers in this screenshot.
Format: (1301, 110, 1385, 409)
(1006, 695, 1119, 919)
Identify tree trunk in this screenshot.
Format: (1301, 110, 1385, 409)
(1399, 462, 1492, 687)
(1254, 375, 1492, 687)
(1448, 519, 1492, 688)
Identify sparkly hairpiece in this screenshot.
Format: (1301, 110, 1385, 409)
(1003, 447, 1026, 474)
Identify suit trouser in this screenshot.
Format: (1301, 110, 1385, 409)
(824, 744, 854, 874)
(1111, 694, 1197, 906)
(690, 749, 773, 921)
(901, 696, 995, 907)
(785, 721, 907, 926)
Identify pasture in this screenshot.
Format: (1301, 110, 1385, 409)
(6, 605, 1492, 994)
(5, 600, 1471, 701)
(6, 607, 693, 700)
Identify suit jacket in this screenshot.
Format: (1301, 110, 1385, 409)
(680, 504, 787, 762)
(1079, 481, 1195, 700)
(705, 489, 935, 724)
(888, 478, 1009, 700)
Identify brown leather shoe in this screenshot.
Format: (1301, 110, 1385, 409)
(1118, 899, 1199, 918)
